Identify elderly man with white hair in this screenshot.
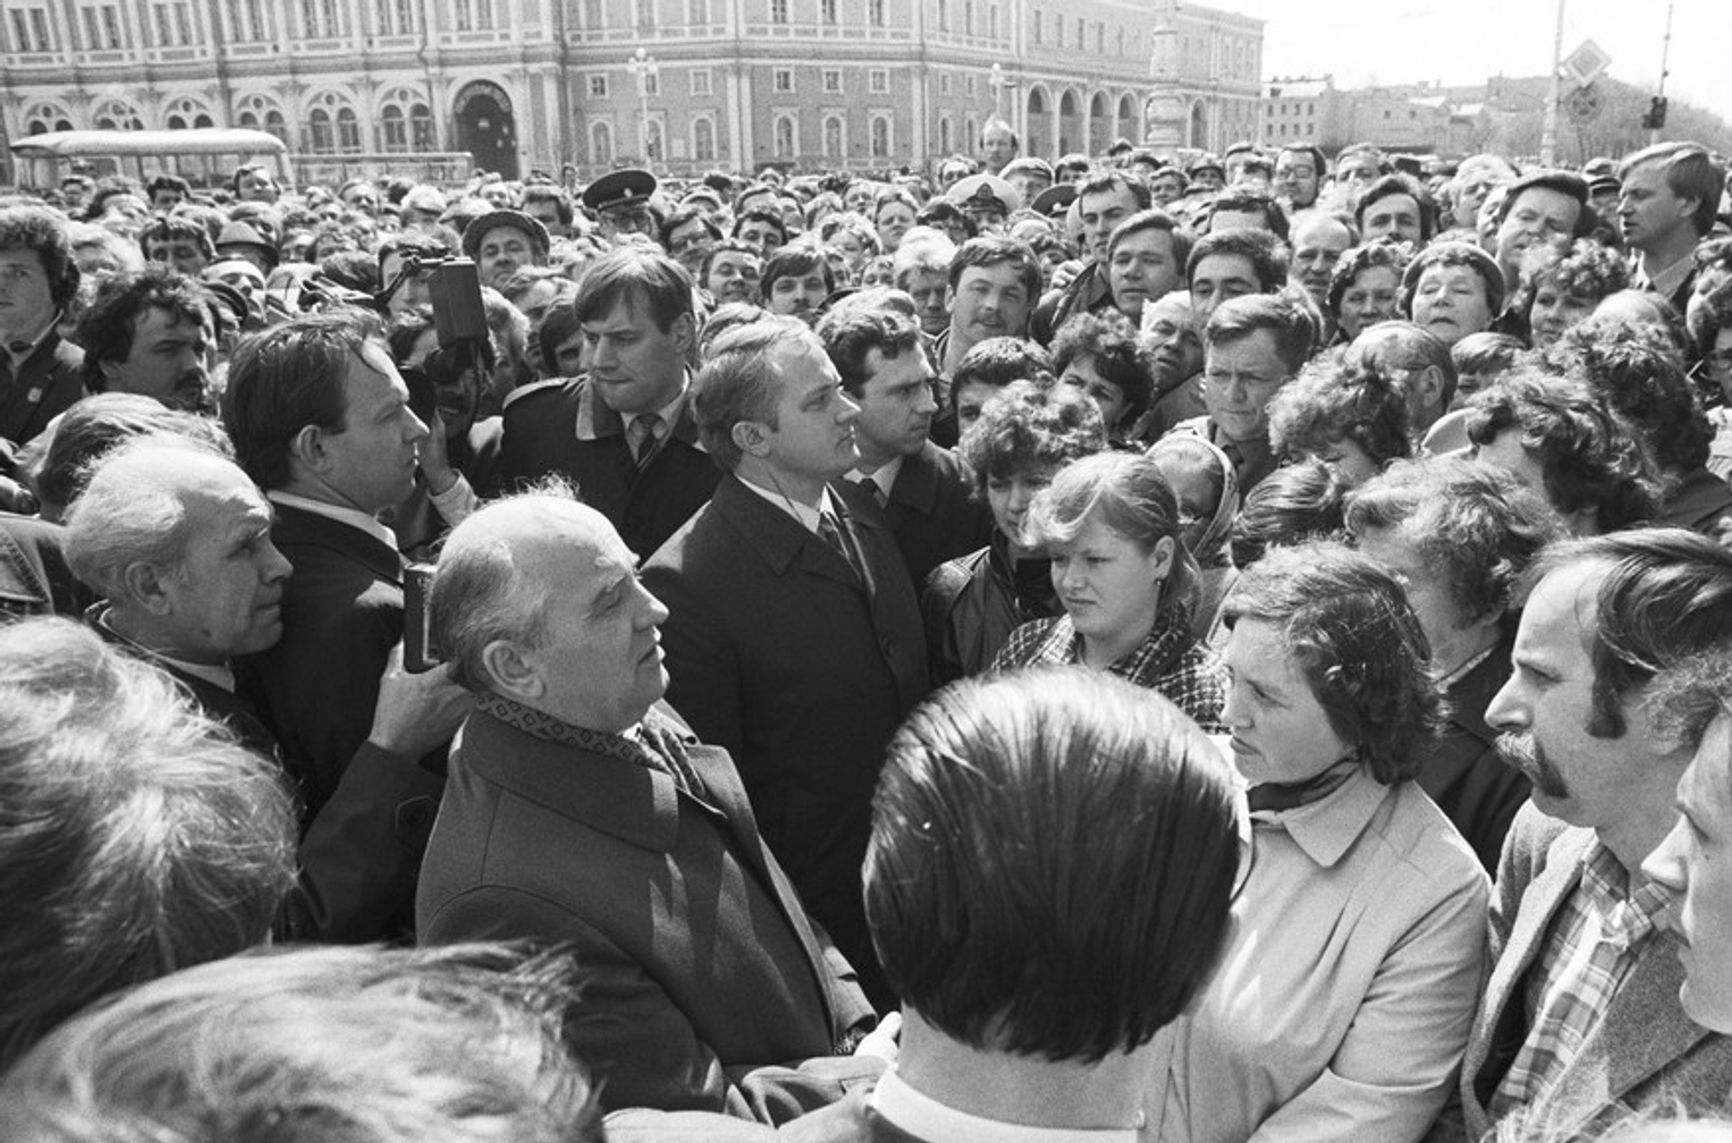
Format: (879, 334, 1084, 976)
(61, 438, 466, 942)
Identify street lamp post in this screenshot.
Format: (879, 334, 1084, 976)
(628, 46, 659, 166)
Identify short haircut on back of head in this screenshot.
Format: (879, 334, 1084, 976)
(865, 666, 1239, 1063)
(0, 618, 298, 1068)
(570, 246, 694, 332)
(222, 309, 382, 490)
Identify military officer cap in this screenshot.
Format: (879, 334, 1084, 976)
(583, 168, 659, 216)
(948, 173, 1019, 216)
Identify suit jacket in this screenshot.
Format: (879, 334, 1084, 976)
(0, 332, 83, 448)
(239, 504, 426, 819)
(1450, 805, 1732, 1140)
(837, 442, 990, 590)
(493, 377, 721, 560)
(84, 608, 442, 943)
(416, 703, 880, 1122)
(641, 475, 930, 1009)
(1413, 633, 1531, 875)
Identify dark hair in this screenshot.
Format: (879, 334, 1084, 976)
(375, 230, 454, 283)
(1514, 239, 1629, 326)
(138, 216, 215, 262)
(146, 174, 191, 198)
(1222, 541, 1442, 782)
(1496, 169, 1592, 235)
(1464, 368, 1662, 532)
(1230, 457, 1348, 569)
(1203, 290, 1318, 376)
(1326, 239, 1409, 317)
(760, 242, 836, 299)
(1546, 319, 1713, 474)
(946, 234, 1043, 304)
(1351, 320, 1460, 410)
(1076, 170, 1152, 212)
(222, 310, 381, 490)
(816, 299, 922, 395)
(229, 162, 275, 197)
(1620, 142, 1726, 237)
(1354, 173, 1435, 244)
(731, 206, 788, 246)
(1185, 228, 1289, 294)
(658, 204, 722, 251)
(1278, 144, 1328, 180)
(1346, 456, 1566, 627)
(536, 298, 583, 377)
(570, 246, 693, 332)
(75, 267, 211, 391)
(1268, 356, 1413, 472)
(0, 204, 81, 312)
(1452, 331, 1526, 379)
(916, 198, 979, 241)
(1106, 208, 1193, 272)
(958, 379, 1104, 491)
(521, 183, 575, 228)
(1649, 644, 1732, 751)
(865, 666, 1239, 1062)
(1209, 190, 1289, 241)
(1050, 310, 1158, 425)
(1527, 530, 1732, 738)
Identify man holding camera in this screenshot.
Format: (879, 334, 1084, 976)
(494, 247, 719, 559)
(223, 311, 444, 836)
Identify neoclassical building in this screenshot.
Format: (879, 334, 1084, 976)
(0, 0, 1261, 183)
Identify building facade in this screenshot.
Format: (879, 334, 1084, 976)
(0, 0, 1261, 184)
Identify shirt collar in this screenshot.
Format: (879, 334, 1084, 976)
(3, 316, 57, 368)
(850, 453, 903, 499)
(737, 475, 838, 535)
(623, 384, 688, 432)
(1247, 761, 1388, 869)
(1641, 251, 1695, 301)
(92, 604, 237, 692)
(267, 490, 401, 554)
(869, 1066, 1142, 1143)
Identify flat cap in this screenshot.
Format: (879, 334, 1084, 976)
(459, 210, 552, 260)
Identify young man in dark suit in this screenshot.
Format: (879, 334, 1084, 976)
(417, 487, 884, 1120)
(493, 247, 719, 561)
(642, 316, 930, 1010)
(819, 297, 989, 589)
(0, 205, 85, 448)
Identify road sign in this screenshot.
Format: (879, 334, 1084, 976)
(1563, 40, 1613, 87)
(1565, 84, 1605, 125)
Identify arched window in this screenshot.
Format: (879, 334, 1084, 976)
(163, 97, 214, 132)
(305, 92, 358, 154)
(94, 99, 144, 131)
(693, 116, 716, 162)
(774, 115, 796, 160)
(337, 107, 361, 152)
(24, 102, 75, 135)
(309, 109, 335, 153)
(937, 116, 952, 155)
(381, 106, 408, 152)
(822, 115, 843, 159)
(869, 114, 890, 159)
(591, 121, 613, 166)
(378, 86, 433, 152)
(236, 93, 288, 144)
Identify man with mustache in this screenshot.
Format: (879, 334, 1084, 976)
(76, 266, 214, 413)
(1442, 529, 1732, 1140)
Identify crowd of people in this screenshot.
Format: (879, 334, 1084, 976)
(2, 119, 1732, 1142)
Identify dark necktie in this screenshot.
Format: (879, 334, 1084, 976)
(819, 509, 867, 584)
(854, 474, 888, 508)
(628, 412, 664, 469)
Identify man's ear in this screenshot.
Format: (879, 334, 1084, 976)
(669, 312, 696, 355)
(121, 560, 175, 615)
(732, 420, 771, 459)
(482, 640, 543, 702)
(288, 424, 329, 474)
(1417, 364, 1447, 411)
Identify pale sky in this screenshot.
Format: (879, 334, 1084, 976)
(1227, 0, 1731, 120)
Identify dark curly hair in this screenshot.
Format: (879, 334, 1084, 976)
(1229, 457, 1350, 570)
(1345, 456, 1566, 627)
(1514, 238, 1629, 326)
(1326, 239, 1410, 318)
(74, 266, 211, 392)
(1544, 319, 1713, 474)
(1267, 356, 1413, 474)
(1221, 540, 1444, 783)
(0, 204, 81, 313)
(1049, 310, 1158, 427)
(958, 379, 1104, 491)
(1464, 368, 1662, 532)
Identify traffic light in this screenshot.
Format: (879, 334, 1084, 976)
(1642, 96, 1669, 130)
